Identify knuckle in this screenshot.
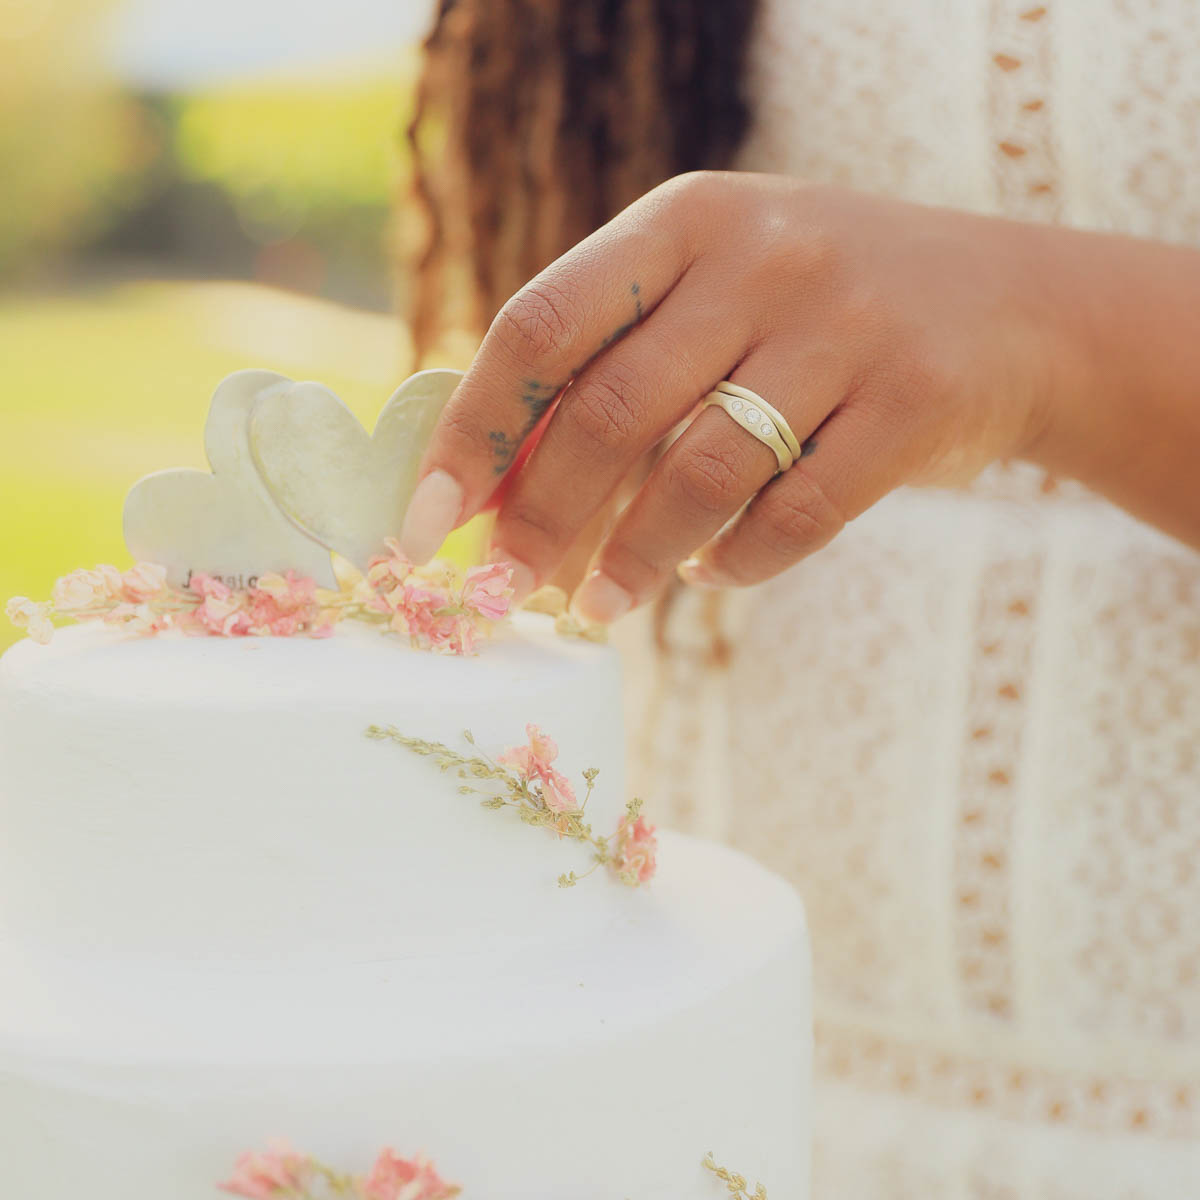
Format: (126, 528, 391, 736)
(757, 470, 845, 556)
(562, 370, 643, 454)
(492, 277, 581, 363)
(648, 171, 734, 233)
(668, 445, 744, 516)
(659, 169, 725, 205)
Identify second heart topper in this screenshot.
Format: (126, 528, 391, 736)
(123, 368, 463, 585)
(249, 368, 463, 570)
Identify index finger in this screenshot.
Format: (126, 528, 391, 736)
(397, 184, 696, 563)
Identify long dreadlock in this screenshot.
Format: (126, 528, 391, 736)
(406, 0, 761, 363)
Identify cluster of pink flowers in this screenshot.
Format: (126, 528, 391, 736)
(363, 1150, 457, 1200)
(498, 723, 578, 814)
(498, 724, 658, 885)
(220, 1143, 459, 1200)
(189, 571, 331, 638)
(6, 545, 514, 656)
(362, 540, 512, 655)
(219, 1143, 310, 1198)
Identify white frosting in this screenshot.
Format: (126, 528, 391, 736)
(0, 835, 812, 1198)
(0, 619, 813, 1196)
(0, 615, 631, 962)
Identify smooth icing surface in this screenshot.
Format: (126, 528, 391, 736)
(0, 615, 630, 962)
(0, 834, 811, 1199)
(0, 620, 813, 1197)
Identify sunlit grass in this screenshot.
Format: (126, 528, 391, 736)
(0, 280, 487, 650)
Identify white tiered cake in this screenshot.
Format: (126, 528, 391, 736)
(0, 613, 812, 1197)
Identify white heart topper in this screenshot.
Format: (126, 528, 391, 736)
(249, 368, 462, 569)
(122, 368, 462, 586)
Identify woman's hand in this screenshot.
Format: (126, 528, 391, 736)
(398, 171, 1200, 621)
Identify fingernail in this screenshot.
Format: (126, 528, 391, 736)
(677, 557, 724, 588)
(488, 547, 537, 605)
(572, 570, 633, 625)
(399, 470, 464, 564)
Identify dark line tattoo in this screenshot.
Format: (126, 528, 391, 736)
(800, 437, 818, 459)
(488, 283, 646, 474)
(489, 379, 559, 474)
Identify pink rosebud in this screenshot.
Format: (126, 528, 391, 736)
(219, 1142, 310, 1198)
(613, 814, 658, 885)
(6, 597, 55, 644)
(462, 562, 513, 621)
(364, 1149, 457, 1200)
(121, 562, 168, 603)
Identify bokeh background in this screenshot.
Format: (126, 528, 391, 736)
(0, 0, 489, 648)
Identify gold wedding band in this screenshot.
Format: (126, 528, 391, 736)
(714, 381, 803, 460)
(702, 382, 801, 474)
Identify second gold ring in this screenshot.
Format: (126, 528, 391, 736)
(702, 381, 802, 474)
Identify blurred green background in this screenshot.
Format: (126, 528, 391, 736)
(1, 0, 482, 648)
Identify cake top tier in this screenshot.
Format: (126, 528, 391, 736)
(1, 609, 599, 709)
(0, 615, 635, 966)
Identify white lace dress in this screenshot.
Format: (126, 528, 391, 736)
(619, 3, 1200, 1197)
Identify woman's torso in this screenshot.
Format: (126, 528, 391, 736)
(623, 4, 1200, 1196)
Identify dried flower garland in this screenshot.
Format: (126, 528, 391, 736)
(220, 1143, 458, 1199)
(219, 1144, 763, 1199)
(365, 723, 658, 888)
(5, 541, 513, 656)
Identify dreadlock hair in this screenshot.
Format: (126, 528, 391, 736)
(406, 0, 761, 364)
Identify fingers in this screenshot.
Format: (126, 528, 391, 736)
(677, 395, 917, 588)
(398, 184, 700, 563)
(571, 354, 846, 622)
(485, 281, 751, 598)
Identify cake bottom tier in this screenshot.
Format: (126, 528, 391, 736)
(0, 834, 811, 1200)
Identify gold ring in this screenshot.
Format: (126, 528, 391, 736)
(713, 381, 803, 461)
(701, 383, 799, 474)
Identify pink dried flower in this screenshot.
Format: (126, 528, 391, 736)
(51, 567, 120, 613)
(246, 572, 321, 636)
(499, 724, 579, 813)
(364, 1149, 458, 1200)
(188, 572, 232, 600)
(185, 574, 252, 637)
(366, 537, 413, 591)
(540, 767, 578, 814)
(120, 562, 168, 603)
(219, 1142, 310, 1198)
(613, 814, 658, 885)
(462, 562, 513, 621)
(6, 597, 55, 644)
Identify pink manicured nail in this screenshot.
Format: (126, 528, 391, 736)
(399, 470, 464, 564)
(488, 548, 537, 605)
(677, 557, 723, 587)
(572, 571, 633, 625)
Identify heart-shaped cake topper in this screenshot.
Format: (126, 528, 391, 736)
(248, 368, 462, 568)
(123, 370, 338, 588)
